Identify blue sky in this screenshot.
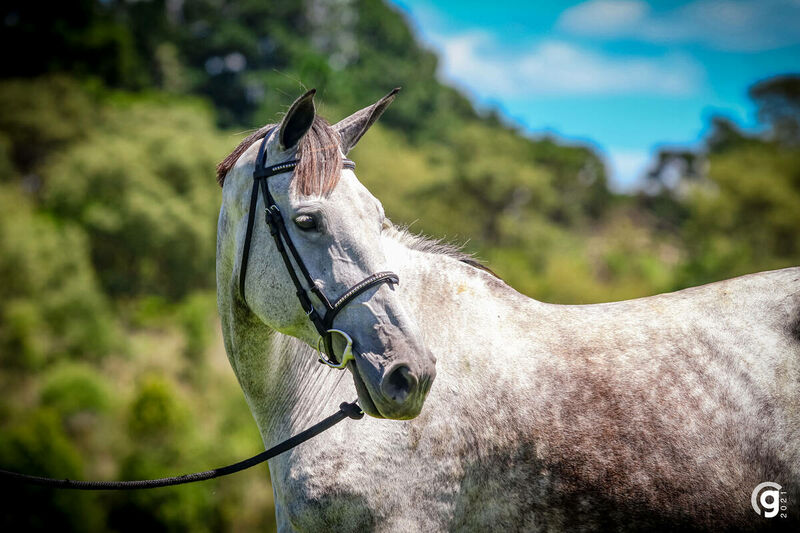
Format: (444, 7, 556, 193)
(388, 0, 800, 190)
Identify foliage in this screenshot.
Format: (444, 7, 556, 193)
(749, 74, 800, 146)
(42, 93, 227, 300)
(40, 362, 111, 420)
(0, 1, 797, 531)
(676, 139, 800, 286)
(110, 376, 217, 533)
(0, 409, 104, 532)
(177, 292, 219, 363)
(646, 74, 800, 288)
(0, 75, 99, 176)
(0, 185, 115, 369)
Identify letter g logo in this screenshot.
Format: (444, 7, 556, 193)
(752, 482, 782, 518)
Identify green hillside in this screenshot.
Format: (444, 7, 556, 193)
(1, 1, 798, 531)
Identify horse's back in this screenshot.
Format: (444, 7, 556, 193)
(556, 266, 800, 438)
(646, 266, 800, 374)
(555, 266, 800, 363)
(571, 265, 799, 315)
(531, 267, 800, 530)
(665, 265, 800, 324)
(647, 266, 800, 365)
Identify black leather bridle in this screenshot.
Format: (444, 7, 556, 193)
(238, 128, 399, 367)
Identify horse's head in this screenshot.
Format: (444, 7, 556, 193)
(218, 89, 435, 419)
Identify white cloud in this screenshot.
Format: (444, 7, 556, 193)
(559, 0, 649, 35)
(605, 148, 652, 191)
(559, 0, 800, 51)
(432, 31, 703, 97)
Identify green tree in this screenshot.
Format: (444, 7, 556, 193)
(641, 76, 800, 288)
(0, 409, 104, 532)
(749, 74, 800, 146)
(0, 186, 115, 369)
(43, 95, 229, 299)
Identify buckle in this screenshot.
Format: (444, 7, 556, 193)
(316, 329, 355, 370)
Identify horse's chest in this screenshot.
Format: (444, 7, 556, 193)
(270, 438, 554, 532)
(270, 453, 392, 532)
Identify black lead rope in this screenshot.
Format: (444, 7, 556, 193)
(0, 401, 363, 490)
(0, 130, 398, 491)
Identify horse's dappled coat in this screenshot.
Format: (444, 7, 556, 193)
(216, 90, 800, 532)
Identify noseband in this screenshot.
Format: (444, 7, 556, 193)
(238, 129, 399, 368)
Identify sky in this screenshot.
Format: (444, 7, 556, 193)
(388, 0, 800, 190)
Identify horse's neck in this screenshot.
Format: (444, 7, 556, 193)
(219, 234, 545, 447)
(222, 312, 352, 445)
(383, 238, 547, 396)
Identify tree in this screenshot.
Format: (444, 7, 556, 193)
(749, 74, 800, 146)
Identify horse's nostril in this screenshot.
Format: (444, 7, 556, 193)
(382, 365, 417, 405)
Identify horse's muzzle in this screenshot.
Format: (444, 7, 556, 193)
(353, 344, 435, 420)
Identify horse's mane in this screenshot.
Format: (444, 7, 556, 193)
(384, 224, 500, 278)
(216, 117, 342, 196)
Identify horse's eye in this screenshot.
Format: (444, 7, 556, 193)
(293, 214, 317, 231)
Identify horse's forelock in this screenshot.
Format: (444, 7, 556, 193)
(216, 117, 342, 197)
(293, 117, 342, 197)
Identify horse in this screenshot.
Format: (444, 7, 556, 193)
(215, 89, 800, 532)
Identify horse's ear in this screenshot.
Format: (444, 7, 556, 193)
(334, 88, 400, 154)
(279, 89, 316, 150)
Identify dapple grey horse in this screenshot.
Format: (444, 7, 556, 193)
(216, 90, 800, 532)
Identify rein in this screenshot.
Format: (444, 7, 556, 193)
(0, 401, 363, 490)
(1, 128, 390, 491)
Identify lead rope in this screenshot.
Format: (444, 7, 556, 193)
(1, 131, 391, 490)
(0, 401, 363, 490)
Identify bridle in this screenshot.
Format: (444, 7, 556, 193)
(238, 128, 399, 368)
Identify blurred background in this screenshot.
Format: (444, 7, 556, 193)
(0, 0, 797, 531)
